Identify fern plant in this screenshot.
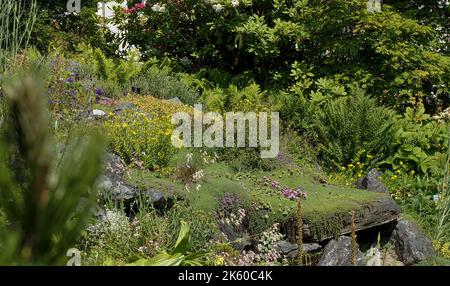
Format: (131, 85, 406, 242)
(314, 90, 397, 168)
(0, 71, 105, 265)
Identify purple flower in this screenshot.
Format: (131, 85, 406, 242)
(95, 88, 104, 96)
(68, 90, 77, 96)
(67, 77, 75, 83)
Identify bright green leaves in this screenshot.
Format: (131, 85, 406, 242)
(128, 221, 204, 266)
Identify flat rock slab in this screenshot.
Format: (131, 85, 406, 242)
(283, 196, 402, 242)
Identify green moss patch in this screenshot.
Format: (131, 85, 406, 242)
(126, 160, 389, 242)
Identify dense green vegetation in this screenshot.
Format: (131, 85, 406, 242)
(0, 0, 449, 266)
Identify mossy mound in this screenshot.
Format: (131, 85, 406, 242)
(126, 160, 399, 243)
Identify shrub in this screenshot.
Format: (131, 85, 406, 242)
(112, 0, 450, 111)
(218, 148, 278, 172)
(104, 109, 175, 171)
(382, 103, 448, 174)
(132, 63, 198, 104)
(30, 1, 110, 54)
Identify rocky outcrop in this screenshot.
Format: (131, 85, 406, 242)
(356, 169, 388, 193)
(218, 222, 251, 251)
(390, 220, 436, 265)
(275, 240, 322, 259)
(317, 236, 365, 266)
(98, 153, 173, 215)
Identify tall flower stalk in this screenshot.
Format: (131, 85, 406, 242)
(351, 210, 357, 266)
(296, 199, 303, 266)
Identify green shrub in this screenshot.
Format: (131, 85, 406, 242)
(218, 148, 279, 172)
(112, 0, 449, 111)
(132, 63, 198, 104)
(382, 103, 448, 174)
(30, 1, 111, 54)
(104, 109, 175, 171)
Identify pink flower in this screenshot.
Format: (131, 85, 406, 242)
(282, 187, 307, 200)
(125, 2, 146, 14)
(124, 7, 134, 14)
(135, 3, 146, 10)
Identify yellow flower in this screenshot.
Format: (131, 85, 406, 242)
(391, 175, 398, 180)
(213, 256, 225, 266)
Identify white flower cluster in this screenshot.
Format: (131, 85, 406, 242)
(219, 208, 245, 227)
(236, 224, 285, 266)
(205, 0, 240, 13)
(151, 3, 166, 13)
(192, 169, 205, 182)
(257, 223, 284, 254)
(88, 209, 130, 239)
(212, 4, 224, 12)
(104, 210, 130, 234)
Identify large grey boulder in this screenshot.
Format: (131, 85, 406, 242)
(390, 220, 436, 265)
(317, 236, 366, 266)
(275, 240, 322, 259)
(356, 169, 388, 193)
